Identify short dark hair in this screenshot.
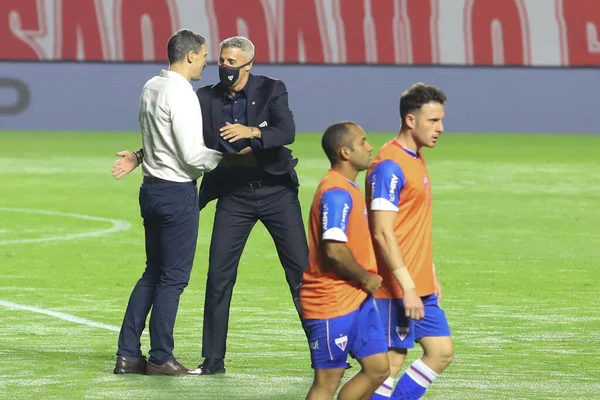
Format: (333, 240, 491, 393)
(322, 122, 356, 165)
(400, 82, 447, 125)
(167, 29, 206, 64)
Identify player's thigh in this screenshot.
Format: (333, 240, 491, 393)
(350, 298, 389, 364)
(375, 298, 416, 351)
(418, 335, 454, 361)
(304, 312, 356, 370)
(375, 298, 413, 376)
(415, 294, 454, 366)
(357, 352, 390, 382)
(414, 294, 451, 340)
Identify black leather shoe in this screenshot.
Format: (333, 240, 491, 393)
(113, 356, 147, 374)
(193, 358, 226, 375)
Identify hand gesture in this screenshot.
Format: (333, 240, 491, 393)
(112, 151, 139, 180)
(220, 122, 254, 143)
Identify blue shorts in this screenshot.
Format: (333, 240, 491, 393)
(304, 297, 388, 369)
(375, 294, 451, 349)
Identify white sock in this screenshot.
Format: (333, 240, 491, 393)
(405, 358, 439, 389)
(374, 377, 395, 397)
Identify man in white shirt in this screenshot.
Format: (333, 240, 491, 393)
(113, 29, 222, 376)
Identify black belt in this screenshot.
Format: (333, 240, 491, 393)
(143, 176, 197, 185)
(246, 174, 290, 189)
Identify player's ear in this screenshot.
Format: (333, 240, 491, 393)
(186, 50, 195, 64)
(405, 113, 416, 129)
(339, 146, 351, 161)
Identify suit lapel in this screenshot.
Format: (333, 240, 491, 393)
(246, 74, 257, 127)
(210, 87, 223, 149)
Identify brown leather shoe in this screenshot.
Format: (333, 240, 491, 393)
(113, 356, 147, 374)
(146, 358, 191, 375)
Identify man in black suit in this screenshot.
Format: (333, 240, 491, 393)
(112, 36, 308, 375)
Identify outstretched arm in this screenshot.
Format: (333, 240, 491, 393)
(112, 148, 142, 180)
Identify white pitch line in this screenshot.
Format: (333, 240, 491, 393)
(0, 207, 132, 245)
(0, 208, 140, 333)
(0, 299, 144, 334)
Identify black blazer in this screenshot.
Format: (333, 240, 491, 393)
(196, 73, 299, 209)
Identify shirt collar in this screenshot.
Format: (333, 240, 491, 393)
(160, 69, 192, 88)
(401, 146, 419, 158)
(390, 140, 420, 158)
(330, 169, 360, 189)
(222, 81, 249, 100)
(224, 88, 247, 101)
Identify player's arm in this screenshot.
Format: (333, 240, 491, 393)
(323, 242, 381, 293)
(112, 144, 234, 179)
(370, 211, 424, 319)
(320, 188, 382, 293)
(368, 160, 424, 320)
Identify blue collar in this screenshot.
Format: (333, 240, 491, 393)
(402, 147, 419, 158)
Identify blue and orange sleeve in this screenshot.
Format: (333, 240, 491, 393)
(368, 160, 406, 212)
(319, 188, 353, 242)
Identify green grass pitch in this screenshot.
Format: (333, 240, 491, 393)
(0, 131, 599, 399)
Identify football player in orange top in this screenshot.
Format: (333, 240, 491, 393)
(366, 83, 454, 400)
(300, 122, 388, 400)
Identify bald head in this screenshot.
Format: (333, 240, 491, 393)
(321, 122, 359, 165)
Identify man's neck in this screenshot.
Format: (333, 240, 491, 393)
(396, 129, 420, 152)
(168, 64, 190, 82)
(229, 75, 249, 96)
(333, 163, 358, 182)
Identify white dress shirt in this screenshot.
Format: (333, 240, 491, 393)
(139, 69, 222, 182)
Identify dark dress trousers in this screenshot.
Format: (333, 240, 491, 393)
(117, 178, 199, 364)
(196, 73, 309, 360)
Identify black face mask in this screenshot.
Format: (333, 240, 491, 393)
(218, 59, 253, 87)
